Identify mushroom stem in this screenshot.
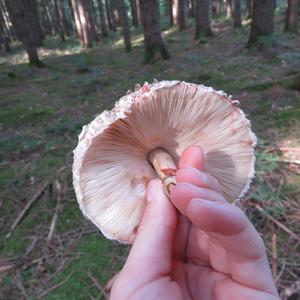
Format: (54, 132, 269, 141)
(147, 148, 177, 197)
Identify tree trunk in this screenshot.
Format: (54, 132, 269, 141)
(226, 0, 233, 18)
(40, 0, 53, 35)
(72, 0, 98, 47)
(0, 0, 12, 38)
(190, 0, 195, 18)
(136, 0, 142, 26)
(25, 45, 43, 66)
(53, 0, 65, 41)
(67, 0, 76, 30)
(5, 0, 44, 66)
(116, 0, 131, 52)
(173, 0, 186, 30)
(247, 0, 275, 47)
(233, 0, 241, 28)
(105, 0, 116, 31)
(0, 6, 10, 51)
(246, 0, 252, 19)
(139, 0, 170, 63)
(58, 0, 71, 36)
(71, 0, 83, 39)
(194, 0, 212, 40)
(85, 0, 99, 42)
(0, 2, 11, 51)
(110, 0, 119, 27)
(97, 0, 108, 36)
(212, 0, 221, 18)
(130, 0, 138, 27)
(168, 0, 174, 25)
(48, 0, 60, 34)
(285, 0, 299, 33)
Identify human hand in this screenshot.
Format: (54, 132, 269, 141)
(110, 145, 279, 299)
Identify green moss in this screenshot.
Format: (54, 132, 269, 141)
(0, 233, 28, 256)
(44, 236, 123, 300)
(56, 200, 82, 232)
(276, 107, 300, 128)
(35, 154, 64, 179)
(0, 106, 54, 127)
(0, 166, 15, 188)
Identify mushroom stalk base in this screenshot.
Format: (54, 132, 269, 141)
(148, 148, 177, 197)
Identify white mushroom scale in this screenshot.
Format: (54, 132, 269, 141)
(73, 80, 257, 243)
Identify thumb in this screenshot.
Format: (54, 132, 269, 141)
(123, 179, 177, 280)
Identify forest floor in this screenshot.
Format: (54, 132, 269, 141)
(1, 16, 300, 300)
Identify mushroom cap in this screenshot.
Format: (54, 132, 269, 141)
(73, 80, 257, 243)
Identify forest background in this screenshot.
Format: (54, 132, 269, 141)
(0, 0, 300, 299)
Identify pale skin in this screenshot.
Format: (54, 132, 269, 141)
(110, 146, 279, 300)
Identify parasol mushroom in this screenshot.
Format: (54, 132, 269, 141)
(73, 80, 257, 243)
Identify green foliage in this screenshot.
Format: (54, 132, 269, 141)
(276, 107, 300, 128)
(45, 117, 85, 135)
(43, 236, 124, 300)
(247, 34, 277, 50)
(0, 106, 54, 127)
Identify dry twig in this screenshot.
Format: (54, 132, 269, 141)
(87, 271, 109, 299)
(6, 182, 49, 239)
(252, 203, 300, 242)
(47, 180, 63, 242)
(37, 271, 73, 299)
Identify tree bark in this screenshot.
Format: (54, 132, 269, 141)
(246, 0, 252, 19)
(0, 6, 10, 51)
(284, 0, 299, 33)
(72, 0, 98, 47)
(39, 0, 53, 35)
(85, 0, 99, 42)
(58, 0, 71, 36)
(0, 1, 11, 51)
(247, 0, 275, 47)
(105, 0, 116, 31)
(226, 0, 233, 18)
(173, 0, 186, 30)
(67, 0, 76, 30)
(47, 0, 60, 34)
(136, 0, 142, 26)
(130, 0, 138, 27)
(53, 0, 65, 41)
(168, 0, 174, 25)
(97, 0, 108, 36)
(194, 0, 212, 40)
(116, 0, 131, 52)
(190, 0, 195, 18)
(71, 0, 83, 39)
(110, 0, 119, 27)
(0, 0, 12, 39)
(5, 0, 44, 66)
(139, 0, 170, 63)
(233, 0, 241, 28)
(212, 0, 221, 18)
